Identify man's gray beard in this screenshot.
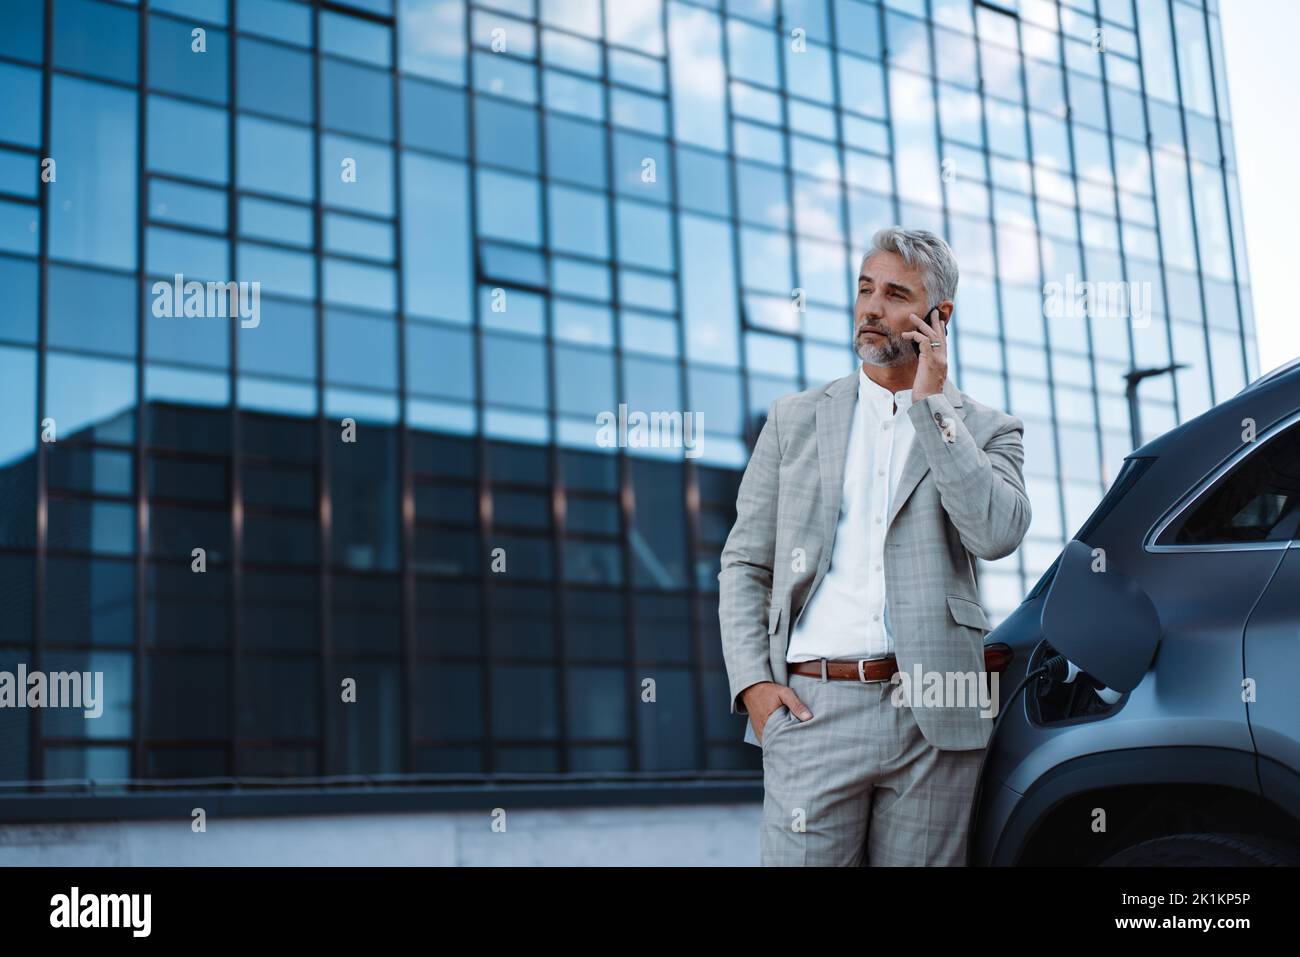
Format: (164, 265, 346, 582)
(855, 331, 911, 366)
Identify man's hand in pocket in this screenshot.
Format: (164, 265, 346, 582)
(742, 681, 813, 743)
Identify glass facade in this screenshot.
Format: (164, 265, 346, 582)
(0, 0, 1255, 785)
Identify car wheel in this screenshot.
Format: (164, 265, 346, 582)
(1099, 832, 1300, 866)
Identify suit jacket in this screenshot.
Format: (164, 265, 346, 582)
(719, 372, 1031, 751)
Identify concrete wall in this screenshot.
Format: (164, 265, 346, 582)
(0, 802, 762, 866)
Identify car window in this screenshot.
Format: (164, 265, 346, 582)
(1173, 421, 1300, 545)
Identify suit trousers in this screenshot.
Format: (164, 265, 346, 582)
(759, 670, 985, 866)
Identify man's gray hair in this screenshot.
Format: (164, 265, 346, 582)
(862, 226, 959, 310)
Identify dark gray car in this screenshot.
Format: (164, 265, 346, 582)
(972, 357, 1300, 866)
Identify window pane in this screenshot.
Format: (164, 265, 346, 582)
(50, 77, 138, 270)
(54, 0, 137, 83)
(1175, 425, 1300, 545)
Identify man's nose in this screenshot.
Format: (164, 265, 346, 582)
(860, 294, 884, 322)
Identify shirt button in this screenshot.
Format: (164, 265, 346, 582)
(872, 613, 881, 621)
(875, 515, 882, 524)
(875, 564, 882, 571)
(881, 421, 890, 430)
(877, 468, 885, 476)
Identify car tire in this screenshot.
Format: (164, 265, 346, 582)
(1099, 832, 1300, 867)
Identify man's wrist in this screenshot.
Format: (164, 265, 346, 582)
(738, 680, 774, 711)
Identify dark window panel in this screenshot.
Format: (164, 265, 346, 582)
(331, 574, 402, 655)
(47, 499, 135, 557)
(242, 463, 315, 510)
(562, 539, 622, 586)
(145, 402, 232, 455)
(244, 511, 318, 566)
(237, 657, 319, 739)
(487, 583, 554, 659)
(629, 458, 688, 589)
(144, 746, 228, 779)
(46, 556, 135, 648)
(149, 502, 232, 560)
(143, 655, 231, 740)
(563, 495, 620, 535)
(415, 580, 481, 658)
(636, 668, 697, 771)
(632, 591, 692, 664)
(326, 657, 402, 774)
(491, 664, 558, 740)
(329, 425, 400, 572)
(414, 481, 477, 524)
(413, 525, 480, 576)
(241, 568, 319, 652)
(486, 440, 549, 486)
(561, 587, 623, 662)
(241, 410, 318, 464)
(564, 666, 629, 742)
(409, 432, 476, 479)
(413, 661, 484, 741)
(146, 564, 230, 650)
(0, 552, 35, 649)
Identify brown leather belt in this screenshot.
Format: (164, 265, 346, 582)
(789, 645, 1014, 683)
(789, 657, 898, 682)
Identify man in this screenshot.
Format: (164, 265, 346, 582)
(719, 226, 1031, 867)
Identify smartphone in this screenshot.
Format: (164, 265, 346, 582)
(913, 306, 939, 355)
(913, 306, 948, 354)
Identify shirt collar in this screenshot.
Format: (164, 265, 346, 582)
(858, 367, 913, 414)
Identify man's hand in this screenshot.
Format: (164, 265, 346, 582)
(742, 681, 813, 743)
(902, 309, 948, 400)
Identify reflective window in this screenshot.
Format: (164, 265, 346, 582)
(477, 169, 541, 245)
(548, 185, 609, 258)
(402, 153, 472, 323)
(149, 14, 228, 103)
(545, 115, 606, 187)
(238, 38, 313, 122)
(48, 265, 137, 358)
(51, 77, 138, 271)
(1172, 423, 1300, 546)
(474, 97, 539, 173)
(0, 0, 43, 63)
(149, 96, 229, 185)
(239, 0, 312, 46)
(321, 135, 393, 215)
(54, 0, 138, 83)
(401, 79, 467, 157)
(322, 59, 393, 139)
(0, 63, 41, 147)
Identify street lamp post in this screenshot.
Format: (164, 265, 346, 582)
(1123, 363, 1188, 449)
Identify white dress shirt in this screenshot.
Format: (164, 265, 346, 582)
(786, 367, 916, 662)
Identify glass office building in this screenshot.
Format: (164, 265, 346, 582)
(0, 0, 1255, 787)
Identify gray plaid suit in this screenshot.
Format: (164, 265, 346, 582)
(720, 371, 1031, 748)
(718, 371, 1031, 864)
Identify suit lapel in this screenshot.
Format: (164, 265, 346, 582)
(815, 372, 858, 546)
(886, 377, 967, 529)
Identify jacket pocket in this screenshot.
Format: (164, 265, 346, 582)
(946, 594, 990, 631)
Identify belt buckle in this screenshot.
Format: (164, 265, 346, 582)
(857, 657, 888, 683)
